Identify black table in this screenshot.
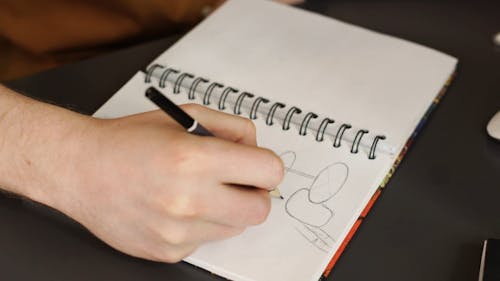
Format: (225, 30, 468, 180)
(3, 1, 500, 280)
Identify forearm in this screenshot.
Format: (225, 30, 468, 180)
(0, 84, 89, 205)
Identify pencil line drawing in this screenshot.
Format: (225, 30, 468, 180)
(279, 151, 349, 253)
(285, 167, 315, 180)
(295, 224, 335, 253)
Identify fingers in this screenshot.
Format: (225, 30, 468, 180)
(147, 222, 244, 263)
(181, 103, 257, 146)
(197, 184, 272, 227)
(130, 106, 284, 190)
(146, 219, 245, 263)
(202, 136, 284, 190)
(132, 104, 257, 145)
(156, 218, 245, 245)
(154, 176, 272, 228)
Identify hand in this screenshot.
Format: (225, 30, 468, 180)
(0, 86, 284, 263)
(51, 105, 284, 262)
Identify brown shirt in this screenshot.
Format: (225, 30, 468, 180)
(0, 0, 220, 81)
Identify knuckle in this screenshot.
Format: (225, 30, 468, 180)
(162, 227, 190, 246)
(181, 103, 204, 116)
(169, 141, 205, 175)
(165, 195, 200, 220)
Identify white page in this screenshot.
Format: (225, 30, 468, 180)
(151, 0, 457, 153)
(93, 0, 457, 280)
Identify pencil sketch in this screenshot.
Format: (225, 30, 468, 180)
(279, 151, 349, 253)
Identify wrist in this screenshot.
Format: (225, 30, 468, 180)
(0, 85, 95, 209)
(0, 86, 33, 196)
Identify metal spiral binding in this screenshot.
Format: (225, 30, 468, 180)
(266, 102, 286, 126)
(233, 92, 254, 115)
(283, 107, 302, 131)
(159, 68, 179, 88)
(145, 64, 164, 83)
(316, 118, 334, 142)
(333, 124, 352, 148)
(299, 112, 318, 136)
(250, 97, 269, 120)
(203, 82, 224, 105)
(188, 77, 208, 100)
(144, 64, 387, 160)
(369, 135, 386, 159)
(351, 130, 369, 153)
(218, 87, 239, 110)
(174, 73, 194, 94)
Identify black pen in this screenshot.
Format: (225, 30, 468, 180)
(145, 86, 284, 200)
(145, 87, 213, 136)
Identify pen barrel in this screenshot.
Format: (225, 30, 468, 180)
(146, 87, 214, 137)
(146, 87, 193, 129)
(190, 122, 214, 137)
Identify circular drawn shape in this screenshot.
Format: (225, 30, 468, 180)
(285, 189, 334, 227)
(308, 162, 349, 204)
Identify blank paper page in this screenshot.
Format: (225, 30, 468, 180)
(152, 0, 457, 152)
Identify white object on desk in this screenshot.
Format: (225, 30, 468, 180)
(494, 32, 500, 47)
(487, 111, 500, 140)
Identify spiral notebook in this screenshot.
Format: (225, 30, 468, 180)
(93, 0, 457, 280)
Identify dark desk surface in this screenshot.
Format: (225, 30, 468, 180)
(3, 0, 500, 280)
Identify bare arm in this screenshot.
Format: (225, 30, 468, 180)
(0, 84, 284, 262)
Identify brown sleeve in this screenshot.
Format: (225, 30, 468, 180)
(0, 0, 221, 54)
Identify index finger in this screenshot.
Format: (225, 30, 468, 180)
(201, 136, 285, 191)
(181, 103, 257, 146)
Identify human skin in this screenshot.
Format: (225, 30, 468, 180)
(0, 84, 284, 262)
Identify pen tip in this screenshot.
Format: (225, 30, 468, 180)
(269, 188, 284, 200)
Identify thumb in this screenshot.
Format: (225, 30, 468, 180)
(180, 103, 257, 146)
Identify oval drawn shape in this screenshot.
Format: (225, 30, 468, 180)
(285, 189, 333, 227)
(308, 162, 349, 204)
